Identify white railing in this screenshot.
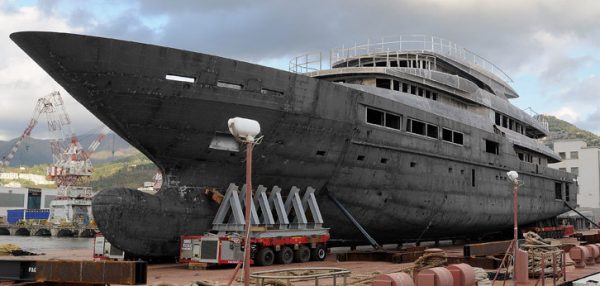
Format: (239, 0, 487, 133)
(289, 52, 323, 74)
(523, 107, 550, 132)
(290, 35, 513, 84)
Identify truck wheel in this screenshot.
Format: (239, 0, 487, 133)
(294, 245, 311, 263)
(275, 246, 294, 264)
(255, 247, 274, 266)
(311, 245, 327, 261)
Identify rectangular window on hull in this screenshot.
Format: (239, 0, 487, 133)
(426, 124, 438, 139)
(376, 78, 391, 89)
(366, 108, 384, 125)
(566, 183, 570, 201)
(366, 107, 401, 130)
(555, 182, 562, 200)
(485, 140, 499, 155)
(385, 113, 401, 129)
(407, 119, 426, 135)
(453, 132, 464, 145)
(407, 118, 439, 139)
(442, 128, 453, 141)
(441, 128, 464, 145)
(471, 169, 476, 187)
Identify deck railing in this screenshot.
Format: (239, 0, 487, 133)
(290, 35, 513, 84)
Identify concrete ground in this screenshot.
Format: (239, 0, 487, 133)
(2, 236, 600, 285)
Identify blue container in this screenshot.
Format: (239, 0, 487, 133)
(7, 209, 50, 224)
(7, 209, 24, 224)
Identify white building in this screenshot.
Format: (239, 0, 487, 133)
(549, 140, 600, 219)
(0, 186, 58, 218)
(0, 172, 55, 185)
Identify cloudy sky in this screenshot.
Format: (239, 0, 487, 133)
(1, 0, 600, 140)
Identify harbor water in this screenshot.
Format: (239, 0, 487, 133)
(0, 236, 92, 252)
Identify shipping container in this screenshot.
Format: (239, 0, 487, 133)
(7, 209, 50, 224)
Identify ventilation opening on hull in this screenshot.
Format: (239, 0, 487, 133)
(217, 81, 243, 90)
(165, 74, 196, 83)
(261, 88, 284, 96)
(380, 158, 388, 164)
(357, 155, 365, 161)
(316, 150, 326, 156)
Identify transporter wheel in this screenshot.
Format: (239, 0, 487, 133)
(294, 245, 311, 263)
(275, 246, 294, 264)
(255, 247, 274, 266)
(310, 245, 327, 261)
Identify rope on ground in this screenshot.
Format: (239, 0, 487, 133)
(0, 243, 21, 255)
(400, 250, 448, 276)
(522, 231, 563, 276)
(473, 267, 492, 286)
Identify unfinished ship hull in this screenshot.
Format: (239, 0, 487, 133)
(11, 32, 577, 257)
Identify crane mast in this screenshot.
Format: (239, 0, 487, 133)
(1, 92, 59, 169)
(1, 91, 108, 225)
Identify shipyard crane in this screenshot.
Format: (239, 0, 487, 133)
(0, 92, 62, 170)
(47, 126, 110, 187)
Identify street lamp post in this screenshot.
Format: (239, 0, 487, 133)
(226, 117, 261, 286)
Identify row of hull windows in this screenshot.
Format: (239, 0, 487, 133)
(376, 79, 439, 101)
(361, 59, 433, 69)
(495, 112, 526, 135)
(517, 152, 541, 164)
(558, 151, 578, 160)
(366, 107, 464, 145)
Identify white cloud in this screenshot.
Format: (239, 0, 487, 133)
(0, 4, 103, 141)
(549, 106, 580, 123)
(2, 0, 600, 141)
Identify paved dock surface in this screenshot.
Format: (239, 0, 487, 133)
(2, 238, 600, 285)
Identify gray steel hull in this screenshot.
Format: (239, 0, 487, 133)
(11, 31, 576, 257)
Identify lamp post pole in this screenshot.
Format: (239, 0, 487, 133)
(513, 180, 519, 285)
(242, 142, 254, 286)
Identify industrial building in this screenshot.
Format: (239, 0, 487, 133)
(0, 186, 57, 218)
(549, 140, 600, 221)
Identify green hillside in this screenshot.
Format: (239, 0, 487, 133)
(90, 153, 157, 190)
(1, 152, 157, 190)
(538, 115, 600, 147)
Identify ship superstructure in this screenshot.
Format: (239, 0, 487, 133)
(10, 32, 577, 257)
